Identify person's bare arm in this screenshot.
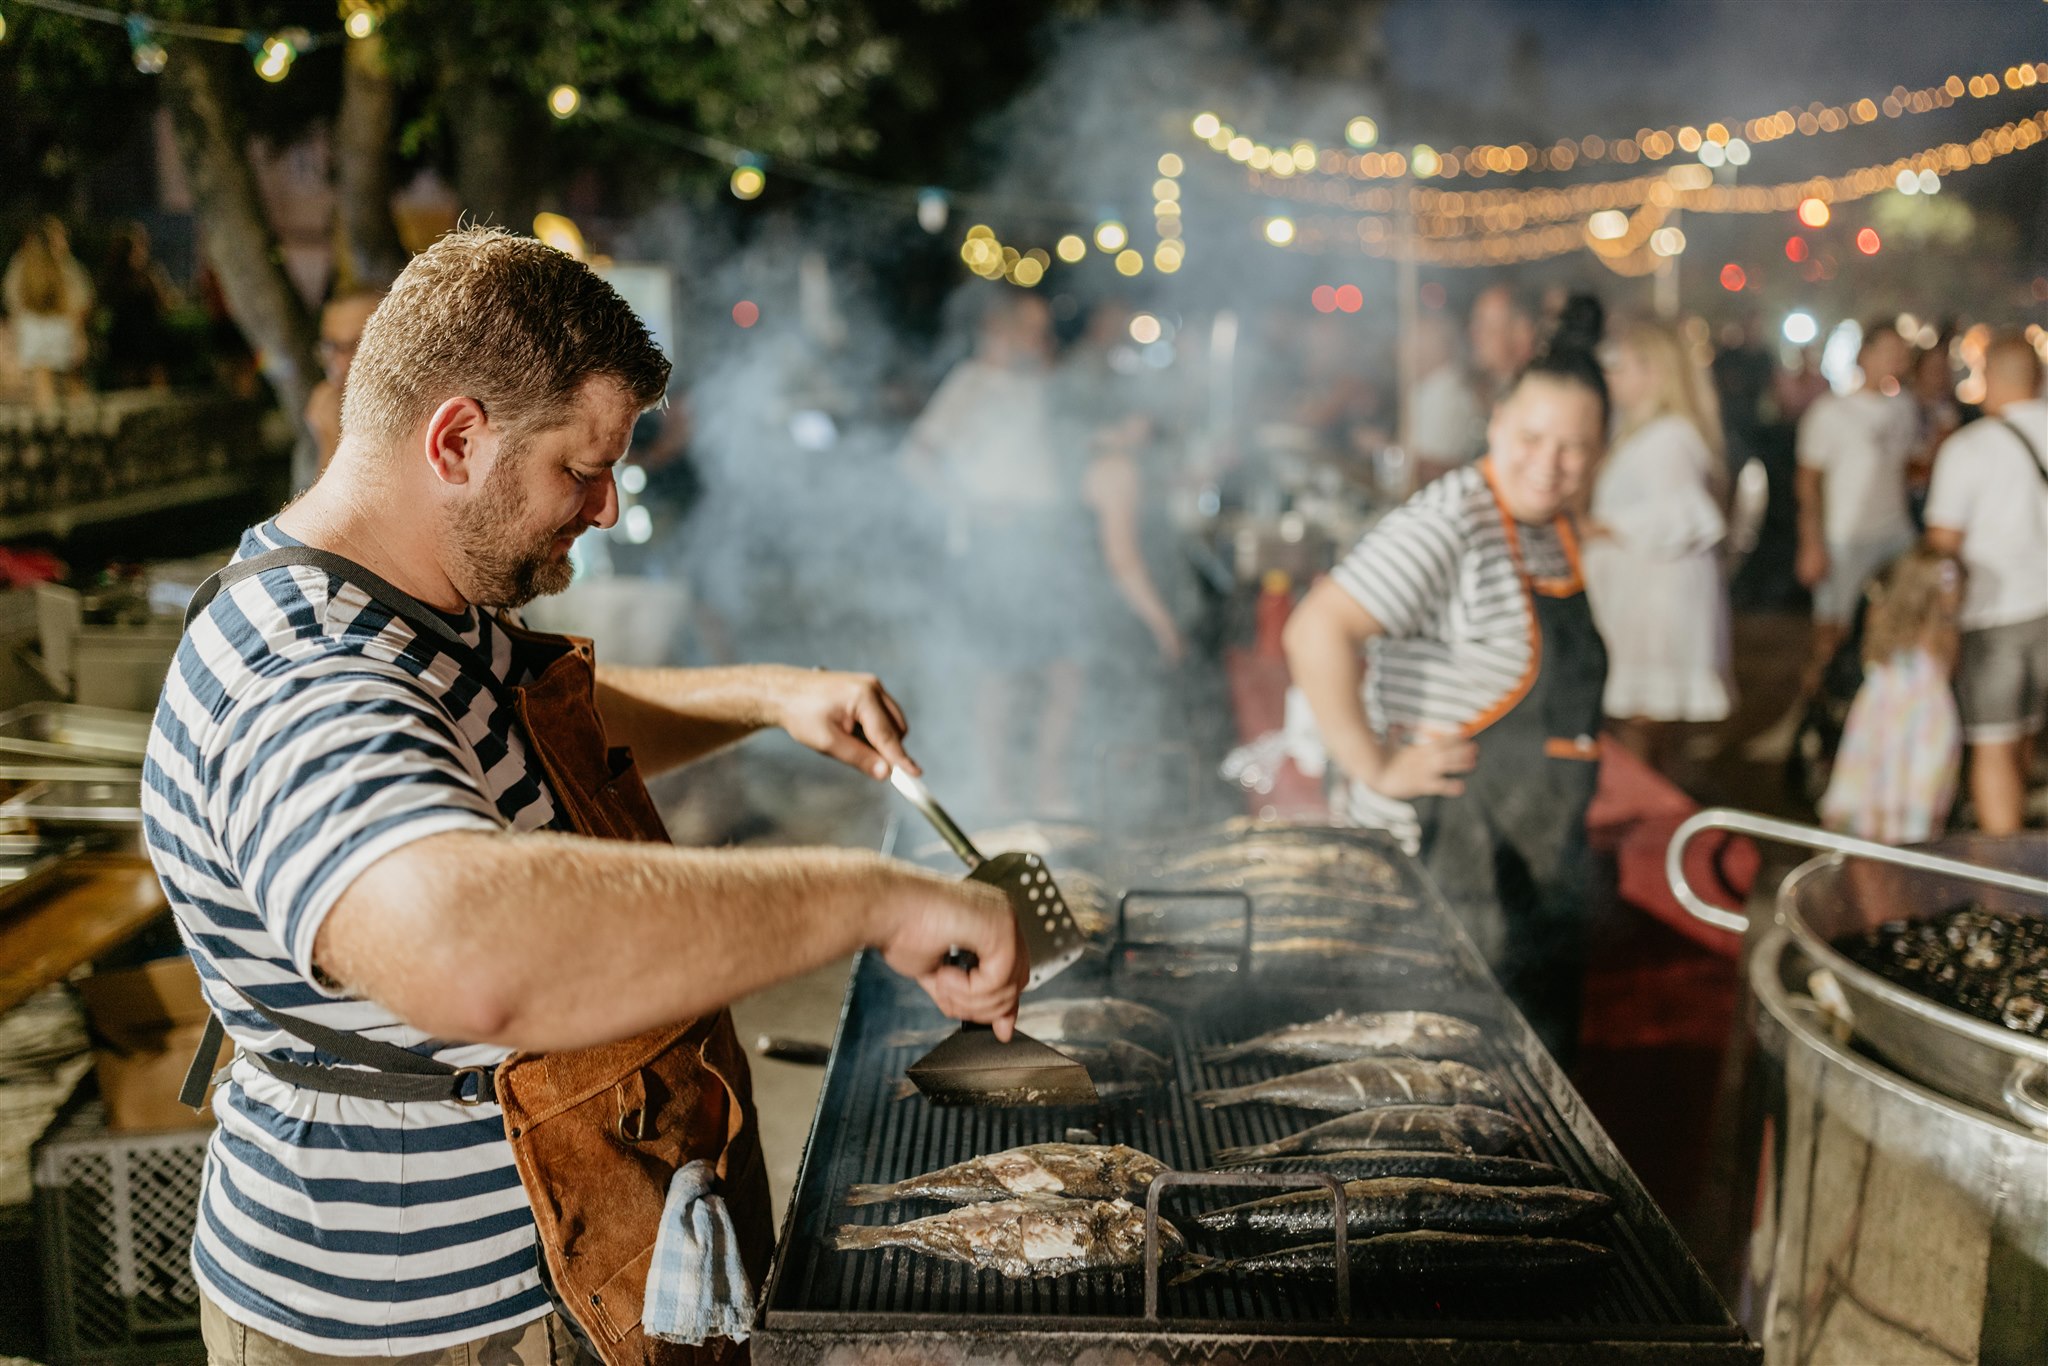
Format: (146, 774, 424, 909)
(1922, 526, 1963, 557)
(1084, 450, 1182, 663)
(1794, 466, 1829, 588)
(315, 832, 1023, 1053)
(1282, 580, 1474, 799)
(595, 664, 917, 780)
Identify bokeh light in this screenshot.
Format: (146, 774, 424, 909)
(1311, 285, 1337, 313)
(1782, 311, 1819, 346)
(1796, 197, 1831, 228)
(1345, 117, 1379, 148)
(732, 301, 760, 328)
(1263, 216, 1296, 246)
(1129, 314, 1163, 345)
(1785, 236, 1810, 262)
(1056, 235, 1086, 263)
(1113, 249, 1143, 277)
(1094, 221, 1128, 252)
(1191, 112, 1221, 140)
(548, 84, 581, 118)
(1856, 227, 1881, 255)
(1720, 263, 1748, 291)
(1334, 284, 1363, 313)
(1157, 153, 1183, 177)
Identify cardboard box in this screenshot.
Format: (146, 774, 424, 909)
(77, 955, 228, 1131)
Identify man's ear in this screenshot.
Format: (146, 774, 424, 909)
(422, 397, 489, 486)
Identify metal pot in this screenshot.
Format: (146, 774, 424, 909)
(1744, 927, 2048, 1365)
(1667, 811, 2048, 1130)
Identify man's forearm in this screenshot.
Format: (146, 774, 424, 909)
(595, 664, 797, 774)
(1794, 467, 1826, 548)
(320, 831, 937, 1052)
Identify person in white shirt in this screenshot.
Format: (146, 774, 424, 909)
(1795, 321, 1917, 691)
(1922, 334, 2048, 834)
(1583, 318, 1733, 771)
(1407, 310, 1485, 481)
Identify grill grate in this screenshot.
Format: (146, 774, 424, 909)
(759, 826, 1754, 1362)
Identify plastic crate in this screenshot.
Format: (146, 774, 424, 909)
(32, 1102, 207, 1364)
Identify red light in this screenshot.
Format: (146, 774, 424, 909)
(732, 301, 759, 328)
(1785, 237, 1809, 263)
(1334, 284, 1364, 313)
(1419, 282, 1447, 310)
(1856, 227, 1881, 255)
(1719, 264, 1747, 292)
(1311, 285, 1338, 313)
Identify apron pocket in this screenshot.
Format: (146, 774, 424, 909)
(587, 1241, 656, 1345)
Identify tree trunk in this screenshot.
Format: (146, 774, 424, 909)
(161, 43, 319, 437)
(333, 31, 409, 290)
(449, 78, 543, 233)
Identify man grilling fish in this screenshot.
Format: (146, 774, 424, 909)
(142, 227, 1027, 1365)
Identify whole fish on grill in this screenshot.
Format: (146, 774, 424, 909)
(886, 997, 1173, 1052)
(834, 1196, 1183, 1278)
(1205, 1010, 1482, 1064)
(1192, 1176, 1614, 1239)
(1195, 1058, 1504, 1112)
(1174, 1230, 1612, 1285)
(845, 1143, 1168, 1207)
(1212, 1105, 1534, 1162)
(1215, 1150, 1568, 1186)
(1155, 840, 1404, 890)
(890, 1038, 1170, 1101)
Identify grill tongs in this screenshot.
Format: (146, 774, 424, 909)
(887, 769, 1095, 1106)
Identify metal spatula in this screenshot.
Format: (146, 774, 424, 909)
(887, 770, 1088, 990)
(888, 769, 1095, 1105)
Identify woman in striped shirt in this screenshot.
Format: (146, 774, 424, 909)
(1284, 299, 1611, 1062)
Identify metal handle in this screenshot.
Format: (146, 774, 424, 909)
(888, 768, 984, 869)
(2003, 1059, 2048, 1132)
(1142, 1169, 1349, 1324)
(1666, 807, 2048, 936)
(1114, 889, 1255, 982)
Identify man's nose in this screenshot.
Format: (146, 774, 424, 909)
(588, 470, 620, 529)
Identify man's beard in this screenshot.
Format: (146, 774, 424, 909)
(446, 447, 579, 608)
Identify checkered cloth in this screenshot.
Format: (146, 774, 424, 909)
(641, 1159, 756, 1345)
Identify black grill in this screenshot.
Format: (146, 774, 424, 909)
(754, 826, 1758, 1363)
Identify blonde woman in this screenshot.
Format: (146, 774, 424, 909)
(1583, 317, 1733, 771)
(3, 217, 94, 406)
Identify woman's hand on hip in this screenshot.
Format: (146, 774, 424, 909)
(1361, 734, 1477, 800)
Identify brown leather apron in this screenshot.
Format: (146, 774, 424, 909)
(180, 547, 774, 1365)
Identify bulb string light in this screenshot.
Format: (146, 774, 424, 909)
(1283, 110, 2046, 268)
(1253, 109, 2046, 243)
(1193, 57, 2047, 183)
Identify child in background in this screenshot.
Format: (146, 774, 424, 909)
(1820, 548, 1965, 844)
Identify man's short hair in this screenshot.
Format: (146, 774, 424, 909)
(341, 226, 670, 450)
(1984, 332, 2045, 393)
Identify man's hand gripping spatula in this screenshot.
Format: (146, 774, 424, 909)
(887, 769, 1096, 1105)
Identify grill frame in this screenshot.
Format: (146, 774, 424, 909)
(754, 825, 1758, 1364)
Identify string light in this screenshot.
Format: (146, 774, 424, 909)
(1255, 109, 2047, 242)
(1114, 248, 1143, 276)
(341, 1, 379, 40)
(1094, 221, 1128, 252)
(728, 164, 766, 200)
(1202, 57, 2048, 181)
(1263, 216, 1296, 246)
(1282, 107, 2047, 266)
(253, 31, 301, 81)
(548, 84, 582, 119)
(1056, 235, 1087, 263)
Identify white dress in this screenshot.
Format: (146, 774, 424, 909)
(1583, 413, 1734, 722)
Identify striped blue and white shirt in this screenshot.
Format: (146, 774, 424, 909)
(1330, 462, 1571, 847)
(142, 520, 564, 1355)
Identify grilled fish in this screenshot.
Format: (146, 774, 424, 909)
(1214, 1150, 1567, 1186)
(891, 1038, 1170, 1101)
(1253, 939, 1451, 970)
(834, 1196, 1183, 1278)
(1192, 1177, 1613, 1239)
(845, 1143, 1168, 1207)
(1205, 1011, 1482, 1065)
(886, 998, 1173, 1052)
(1212, 1105, 1534, 1162)
(1195, 1058, 1504, 1112)
(1174, 1230, 1612, 1284)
